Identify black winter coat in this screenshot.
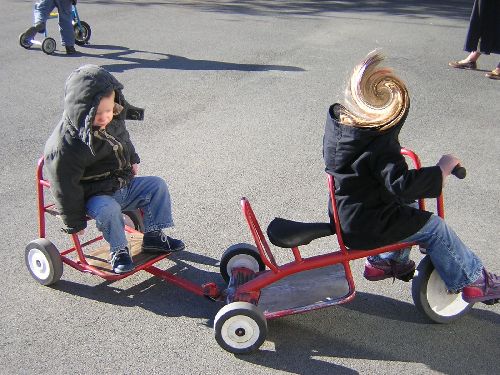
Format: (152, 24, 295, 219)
(323, 104, 443, 249)
(44, 65, 142, 234)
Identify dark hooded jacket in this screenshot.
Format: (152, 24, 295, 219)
(44, 65, 142, 234)
(323, 104, 443, 249)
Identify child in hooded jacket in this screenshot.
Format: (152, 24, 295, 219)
(44, 64, 184, 274)
(323, 52, 499, 304)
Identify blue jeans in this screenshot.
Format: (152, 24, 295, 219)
(85, 176, 174, 253)
(34, 0, 74, 46)
(372, 215, 483, 292)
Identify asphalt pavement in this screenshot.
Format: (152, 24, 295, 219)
(1, 1, 498, 374)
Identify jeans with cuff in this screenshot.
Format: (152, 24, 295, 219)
(85, 176, 174, 253)
(372, 214, 483, 292)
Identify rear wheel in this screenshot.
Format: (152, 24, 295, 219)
(41, 37, 56, 54)
(412, 256, 473, 323)
(123, 210, 144, 232)
(219, 243, 265, 283)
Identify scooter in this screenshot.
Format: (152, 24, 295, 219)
(19, 4, 91, 55)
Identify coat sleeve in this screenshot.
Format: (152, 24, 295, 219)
(44, 148, 88, 233)
(373, 151, 443, 200)
(119, 99, 141, 165)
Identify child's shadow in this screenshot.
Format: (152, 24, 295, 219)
(73, 44, 305, 73)
(52, 250, 224, 320)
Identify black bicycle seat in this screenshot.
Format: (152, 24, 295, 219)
(267, 217, 334, 248)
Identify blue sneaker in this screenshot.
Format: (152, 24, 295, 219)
(110, 248, 134, 274)
(141, 231, 185, 253)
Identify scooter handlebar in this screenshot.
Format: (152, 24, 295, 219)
(451, 164, 466, 179)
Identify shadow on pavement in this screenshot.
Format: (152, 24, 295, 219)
(52, 253, 499, 375)
(241, 292, 499, 375)
(91, 0, 472, 20)
(69, 44, 305, 73)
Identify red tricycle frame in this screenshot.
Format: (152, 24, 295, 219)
(33, 156, 220, 298)
(229, 148, 445, 318)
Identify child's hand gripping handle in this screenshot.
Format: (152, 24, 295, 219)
(451, 164, 466, 179)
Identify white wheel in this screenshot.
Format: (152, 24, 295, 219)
(214, 302, 267, 354)
(25, 238, 63, 286)
(41, 37, 56, 54)
(412, 256, 473, 323)
(220, 243, 265, 283)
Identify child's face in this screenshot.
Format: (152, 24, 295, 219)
(93, 91, 115, 129)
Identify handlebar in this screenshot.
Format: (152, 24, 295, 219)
(451, 164, 466, 179)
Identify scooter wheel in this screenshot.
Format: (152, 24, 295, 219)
(214, 302, 267, 354)
(25, 238, 63, 286)
(73, 21, 91, 45)
(412, 255, 473, 323)
(220, 243, 265, 283)
(41, 37, 56, 55)
(19, 33, 33, 49)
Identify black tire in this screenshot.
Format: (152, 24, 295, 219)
(73, 21, 91, 45)
(214, 302, 267, 354)
(123, 210, 145, 232)
(412, 255, 473, 323)
(25, 239, 63, 286)
(220, 243, 265, 283)
(41, 37, 56, 55)
(19, 33, 32, 49)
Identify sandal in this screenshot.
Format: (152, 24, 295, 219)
(448, 60, 477, 70)
(485, 69, 500, 80)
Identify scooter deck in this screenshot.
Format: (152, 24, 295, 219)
(258, 263, 352, 318)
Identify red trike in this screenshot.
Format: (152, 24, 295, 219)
(212, 148, 476, 354)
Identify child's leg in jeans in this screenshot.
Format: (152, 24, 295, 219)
(85, 195, 128, 253)
(23, 0, 55, 38)
(403, 215, 483, 292)
(54, 0, 74, 46)
(113, 176, 174, 232)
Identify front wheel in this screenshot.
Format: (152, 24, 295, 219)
(19, 33, 32, 49)
(25, 239, 63, 286)
(219, 243, 265, 283)
(412, 255, 473, 323)
(73, 21, 91, 45)
(214, 302, 267, 354)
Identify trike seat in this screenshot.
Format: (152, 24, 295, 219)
(266, 217, 334, 248)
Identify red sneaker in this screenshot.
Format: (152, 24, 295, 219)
(363, 258, 416, 282)
(462, 269, 500, 304)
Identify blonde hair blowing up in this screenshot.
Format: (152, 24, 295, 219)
(339, 50, 409, 131)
